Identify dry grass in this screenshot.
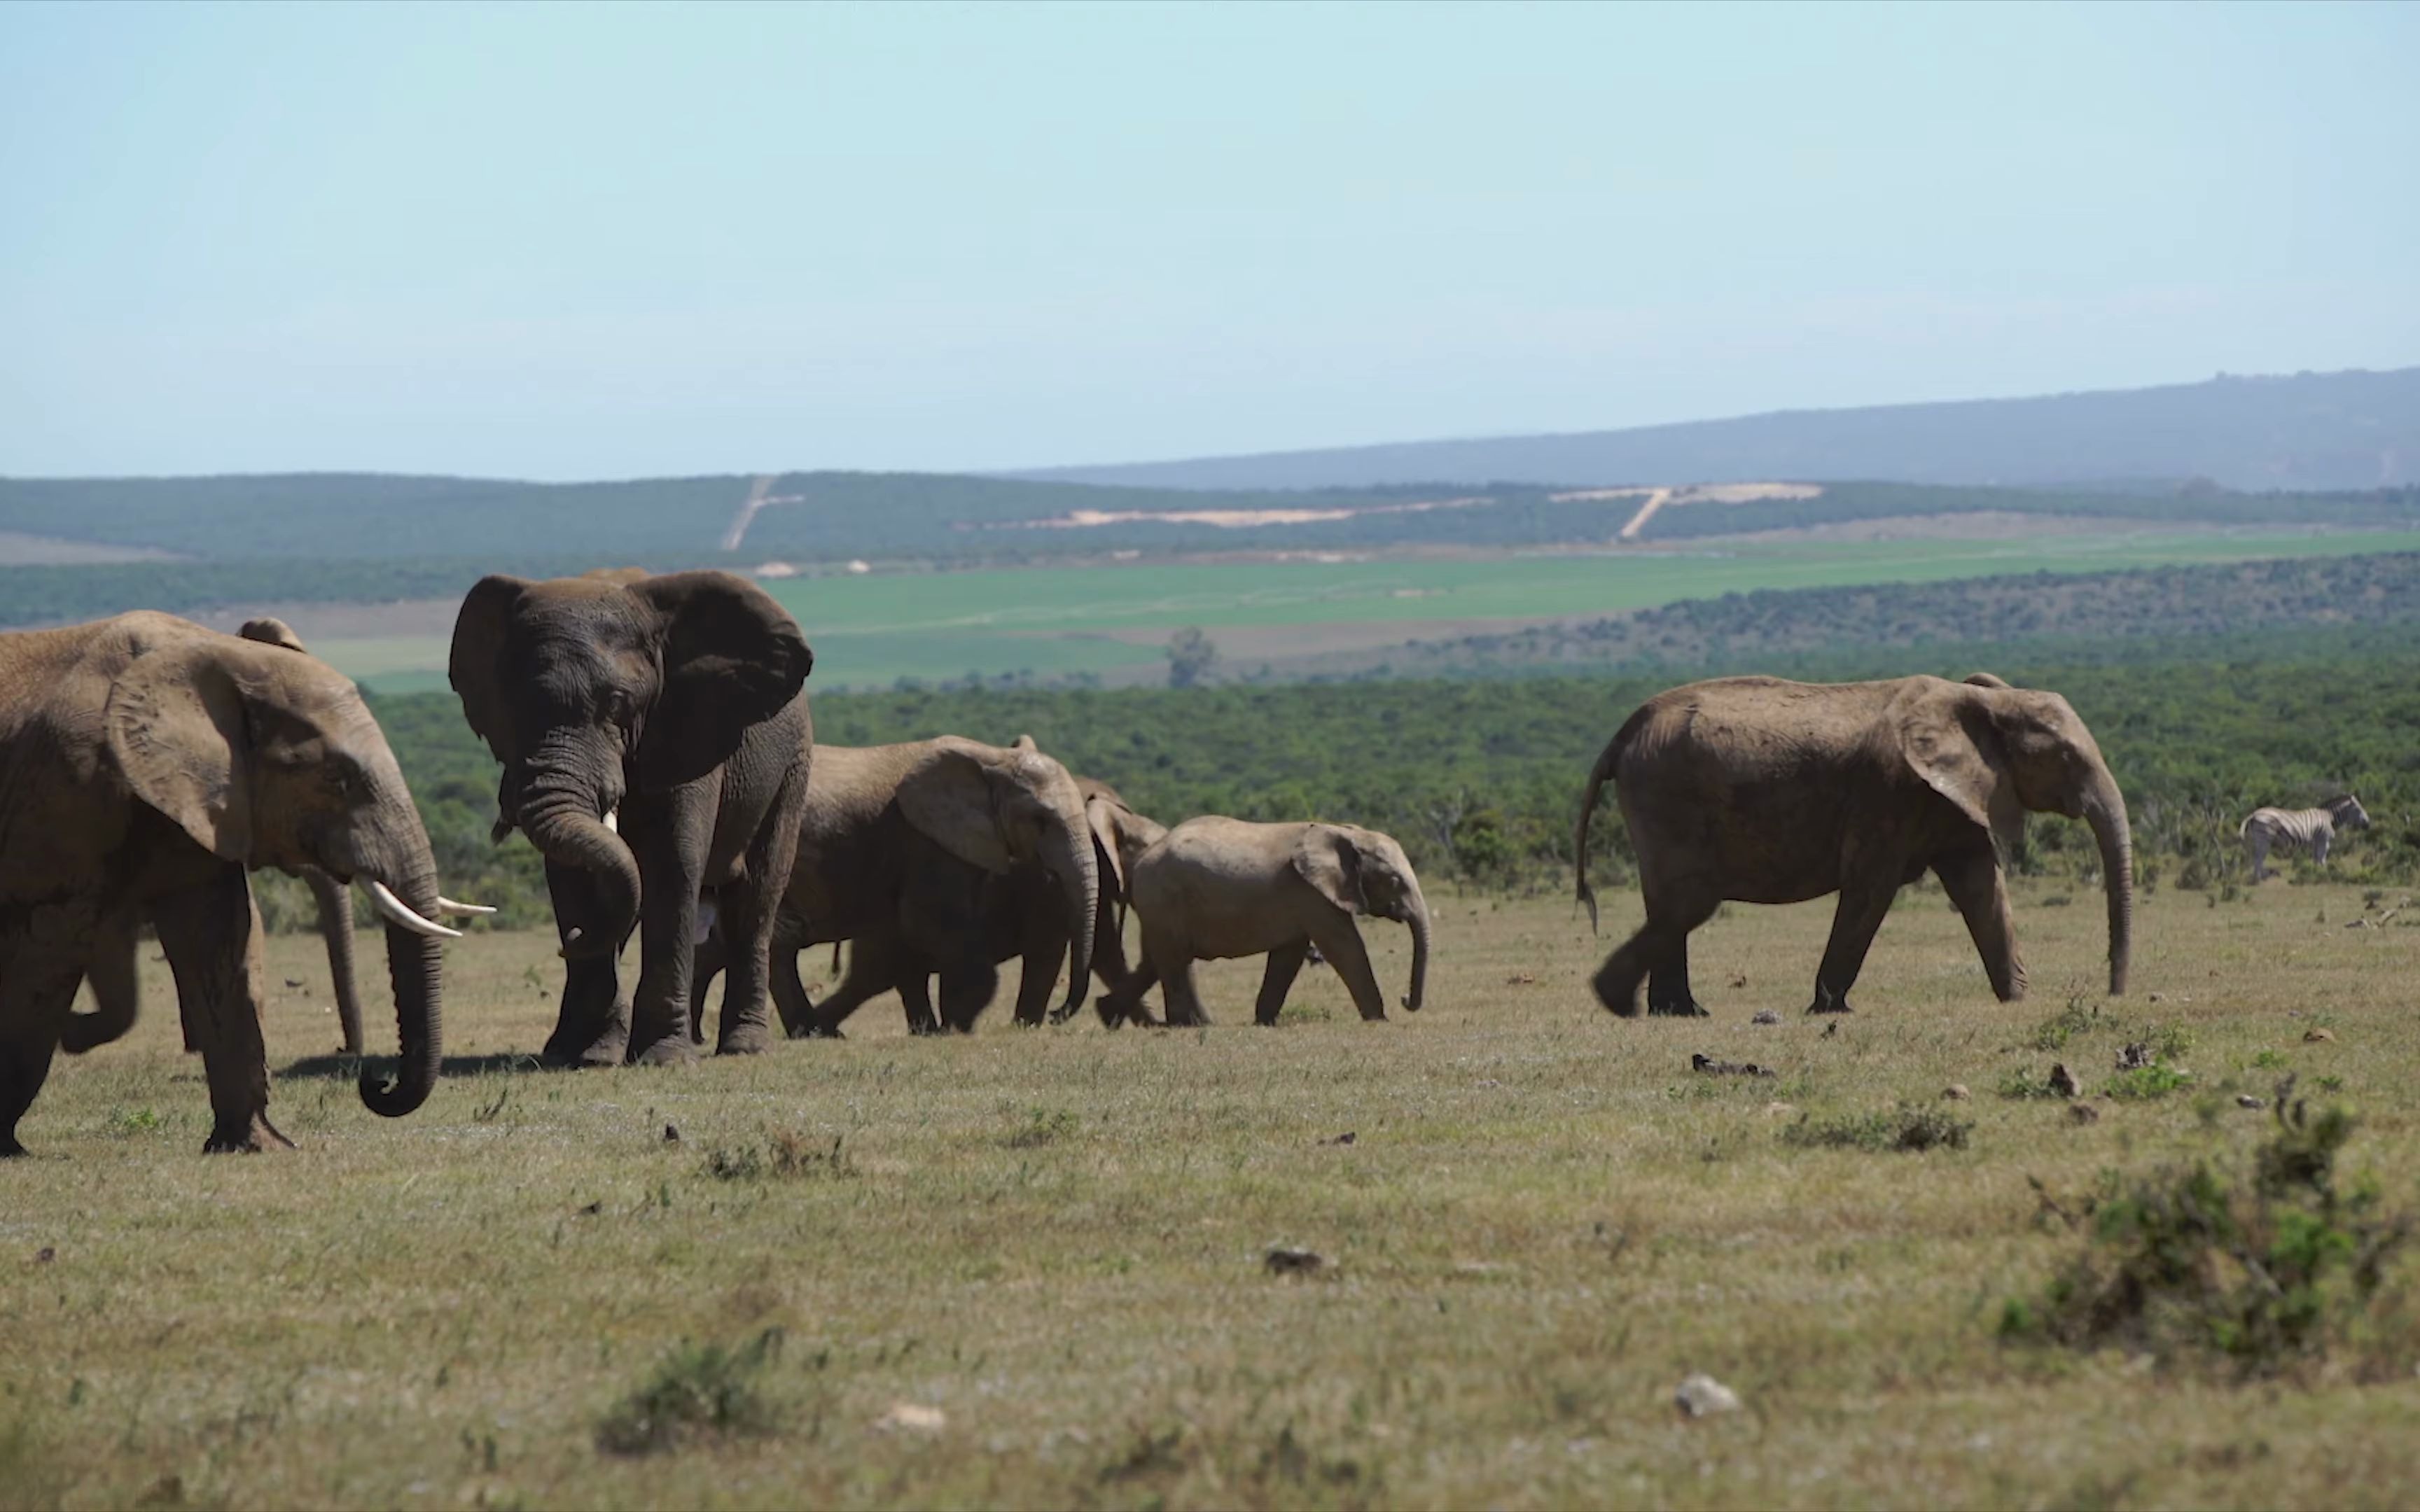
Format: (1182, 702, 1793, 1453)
(4, 879, 2417, 1508)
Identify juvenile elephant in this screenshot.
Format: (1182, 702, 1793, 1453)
(58, 617, 489, 1059)
(450, 570, 814, 1065)
(757, 738, 1101, 1037)
(782, 762, 1162, 1034)
(1098, 818, 1432, 1028)
(1, 612, 457, 1155)
(1573, 673, 2133, 1018)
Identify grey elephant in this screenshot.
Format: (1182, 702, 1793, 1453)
(1, 612, 458, 1155)
(1097, 818, 1432, 1028)
(450, 570, 814, 1066)
(767, 757, 1161, 1035)
(747, 737, 1101, 1037)
(1573, 672, 2133, 1018)
(58, 617, 489, 1060)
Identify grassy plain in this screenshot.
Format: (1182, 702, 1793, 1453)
(324, 527, 2420, 693)
(5, 881, 2417, 1508)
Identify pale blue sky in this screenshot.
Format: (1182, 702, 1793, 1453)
(3, 1, 2414, 479)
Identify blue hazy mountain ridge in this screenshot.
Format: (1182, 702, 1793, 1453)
(1010, 367, 2420, 493)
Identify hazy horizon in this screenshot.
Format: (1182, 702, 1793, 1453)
(5, 1, 2416, 480)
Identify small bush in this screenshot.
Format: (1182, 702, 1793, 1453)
(1006, 1108, 1083, 1149)
(1996, 1069, 2066, 1101)
(596, 1329, 786, 1457)
(1783, 1106, 1973, 1153)
(2031, 998, 2099, 1051)
(1999, 1079, 2414, 1377)
(704, 1130, 853, 1182)
(2105, 1061, 2193, 1100)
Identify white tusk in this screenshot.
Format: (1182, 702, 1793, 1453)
(436, 896, 498, 917)
(603, 806, 619, 834)
(365, 879, 464, 939)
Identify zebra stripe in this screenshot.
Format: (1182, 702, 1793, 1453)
(2240, 794, 2370, 879)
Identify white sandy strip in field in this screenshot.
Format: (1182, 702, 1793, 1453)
(1011, 497, 1494, 530)
(0, 531, 186, 565)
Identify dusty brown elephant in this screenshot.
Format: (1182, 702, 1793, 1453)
(450, 570, 813, 1065)
(57, 617, 490, 1059)
(1573, 672, 2133, 1018)
(1097, 818, 1431, 1028)
(1, 612, 458, 1155)
(743, 737, 1101, 1037)
(760, 758, 1160, 1035)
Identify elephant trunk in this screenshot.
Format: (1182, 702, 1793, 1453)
(1041, 822, 1099, 1020)
(1401, 885, 1431, 1014)
(358, 836, 446, 1119)
(2081, 766, 2134, 996)
(304, 866, 365, 1056)
(517, 776, 639, 959)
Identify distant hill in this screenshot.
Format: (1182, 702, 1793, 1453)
(1012, 367, 2420, 492)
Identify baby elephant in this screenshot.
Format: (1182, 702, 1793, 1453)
(1104, 818, 1432, 1028)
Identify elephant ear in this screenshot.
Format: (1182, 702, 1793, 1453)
(898, 746, 1017, 875)
(239, 617, 310, 654)
(1896, 683, 2025, 855)
(105, 640, 254, 863)
(1085, 796, 1131, 898)
(1292, 824, 1370, 914)
(627, 571, 814, 792)
(450, 575, 530, 766)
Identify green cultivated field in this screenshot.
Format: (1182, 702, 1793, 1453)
(6, 883, 2416, 1508)
(321, 528, 2420, 692)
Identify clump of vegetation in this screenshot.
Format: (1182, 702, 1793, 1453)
(2031, 998, 2101, 1051)
(2105, 1060, 2194, 1100)
(595, 1328, 788, 1457)
(703, 1130, 854, 1182)
(2000, 1079, 2413, 1377)
(1998, 1069, 2068, 1101)
(1782, 1106, 1973, 1153)
(1006, 1107, 1083, 1149)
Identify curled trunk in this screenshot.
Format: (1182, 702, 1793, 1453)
(2081, 769, 2134, 996)
(304, 867, 366, 1055)
(518, 780, 640, 958)
(359, 852, 445, 1119)
(1040, 822, 1099, 1019)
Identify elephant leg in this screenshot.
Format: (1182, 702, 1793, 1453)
(1252, 941, 1310, 1027)
(1646, 933, 1710, 1018)
(60, 913, 141, 1056)
(153, 866, 292, 1154)
(1592, 878, 1716, 1018)
(1307, 912, 1386, 1022)
(1097, 958, 1162, 1029)
(626, 789, 714, 1067)
(897, 970, 943, 1035)
(773, 939, 827, 1037)
(0, 939, 83, 1156)
(940, 956, 999, 1034)
(1806, 878, 1896, 1015)
(714, 763, 807, 1056)
(1158, 954, 1211, 1028)
(541, 862, 629, 1068)
(1011, 943, 1061, 1028)
(806, 937, 905, 1036)
(1935, 846, 2025, 1002)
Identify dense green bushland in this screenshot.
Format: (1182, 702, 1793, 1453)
(373, 643, 2420, 930)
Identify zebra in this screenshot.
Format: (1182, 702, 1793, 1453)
(2240, 794, 2371, 881)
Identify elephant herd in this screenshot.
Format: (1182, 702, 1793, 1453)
(0, 570, 2133, 1159)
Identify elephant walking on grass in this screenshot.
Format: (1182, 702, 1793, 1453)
(450, 570, 813, 1066)
(741, 738, 1101, 1037)
(1, 613, 459, 1155)
(1574, 673, 2133, 1018)
(1098, 818, 1431, 1028)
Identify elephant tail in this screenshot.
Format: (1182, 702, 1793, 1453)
(1576, 706, 1650, 936)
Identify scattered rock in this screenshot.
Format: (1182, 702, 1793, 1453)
(1674, 1373, 1742, 1418)
(1265, 1246, 1326, 1276)
(2048, 1063, 2083, 1099)
(1942, 1084, 1971, 1101)
(283, 977, 305, 990)
(662, 1123, 681, 1144)
(576, 1201, 603, 1217)
(1727, 972, 1750, 990)
(2113, 1042, 2155, 1072)
(32, 1246, 55, 1264)
(1690, 1054, 1776, 1078)
(1503, 971, 1537, 986)
(2147, 993, 2163, 1002)
(2304, 1028, 2336, 1043)
(2068, 1102, 2102, 1126)
(1762, 1101, 1797, 1118)
(874, 1402, 947, 1434)
(1750, 1009, 1781, 1026)
(1320, 1131, 1357, 1147)
(2237, 1095, 2266, 1110)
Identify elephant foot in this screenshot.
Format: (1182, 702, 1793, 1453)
(716, 1021, 776, 1056)
(1804, 987, 1855, 1015)
(58, 1013, 111, 1056)
(204, 1112, 298, 1154)
(1, 1135, 26, 1158)
(630, 1036, 700, 1068)
(791, 1018, 844, 1041)
(1648, 998, 1711, 1018)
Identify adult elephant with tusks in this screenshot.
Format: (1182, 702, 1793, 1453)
(450, 569, 813, 1066)
(1574, 672, 2132, 1018)
(1, 612, 459, 1155)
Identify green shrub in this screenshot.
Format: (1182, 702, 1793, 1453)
(1782, 1106, 1973, 1153)
(596, 1329, 787, 1456)
(2105, 1061, 2194, 1100)
(1999, 1079, 2413, 1376)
